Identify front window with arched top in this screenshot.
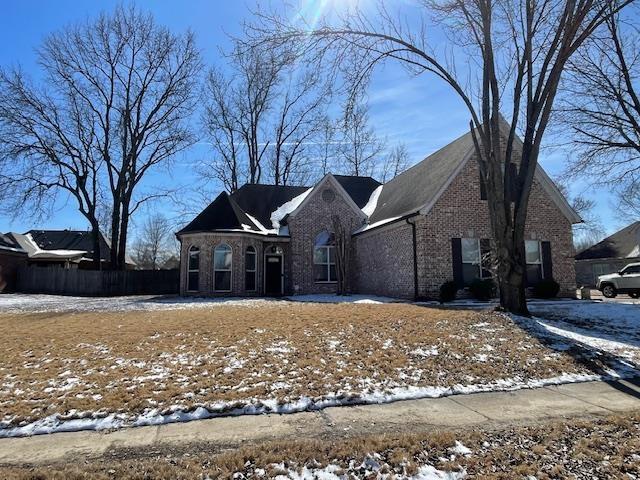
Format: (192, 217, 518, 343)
(187, 246, 200, 292)
(314, 231, 337, 283)
(213, 244, 232, 292)
(245, 246, 257, 292)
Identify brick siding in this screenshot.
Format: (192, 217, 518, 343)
(286, 178, 366, 295)
(180, 161, 577, 299)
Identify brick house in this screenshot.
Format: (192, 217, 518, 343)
(177, 129, 581, 299)
(575, 221, 640, 287)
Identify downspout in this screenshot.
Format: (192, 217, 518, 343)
(405, 216, 419, 301)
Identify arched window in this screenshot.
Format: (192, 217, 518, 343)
(187, 246, 200, 292)
(213, 244, 232, 292)
(313, 231, 336, 283)
(245, 246, 257, 292)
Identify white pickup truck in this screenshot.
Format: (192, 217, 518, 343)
(595, 262, 640, 298)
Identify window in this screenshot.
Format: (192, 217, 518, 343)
(314, 231, 337, 283)
(187, 246, 199, 292)
(213, 244, 232, 291)
(461, 238, 492, 286)
(525, 240, 543, 286)
(622, 264, 640, 274)
(245, 246, 257, 291)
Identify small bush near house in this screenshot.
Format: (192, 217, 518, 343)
(439, 281, 458, 303)
(469, 278, 496, 301)
(533, 279, 560, 298)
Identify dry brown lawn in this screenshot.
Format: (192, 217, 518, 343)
(3, 411, 640, 479)
(0, 303, 597, 431)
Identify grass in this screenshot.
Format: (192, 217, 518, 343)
(0, 303, 600, 429)
(3, 411, 640, 479)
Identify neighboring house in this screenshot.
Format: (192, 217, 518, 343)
(575, 221, 640, 287)
(10, 230, 136, 270)
(177, 127, 581, 299)
(0, 233, 28, 292)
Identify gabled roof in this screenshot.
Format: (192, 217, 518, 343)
(177, 192, 261, 234)
(11, 232, 86, 261)
(576, 221, 640, 260)
(367, 124, 582, 227)
(369, 131, 474, 224)
(231, 184, 309, 228)
(0, 232, 27, 254)
(26, 229, 115, 262)
(332, 175, 382, 209)
(178, 176, 381, 236)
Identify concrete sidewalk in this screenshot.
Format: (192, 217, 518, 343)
(1, 378, 639, 466)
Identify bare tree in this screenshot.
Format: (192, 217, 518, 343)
(340, 99, 385, 176)
(380, 142, 409, 182)
(203, 43, 330, 191)
(202, 67, 243, 192)
(131, 213, 174, 270)
(560, 8, 640, 184)
(0, 69, 104, 268)
(555, 179, 605, 248)
(558, 7, 640, 221)
(245, 0, 632, 314)
(0, 5, 201, 271)
(332, 215, 353, 295)
(269, 69, 329, 186)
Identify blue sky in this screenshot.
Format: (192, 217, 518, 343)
(0, 0, 620, 237)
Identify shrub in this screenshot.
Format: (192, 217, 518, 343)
(533, 279, 560, 298)
(469, 278, 496, 301)
(439, 281, 458, 303)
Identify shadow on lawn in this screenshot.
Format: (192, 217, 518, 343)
(417, 301, 640, 398)
(509, 312, 640, 395)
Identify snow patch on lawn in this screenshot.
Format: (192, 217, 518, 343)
(0, 371, 605, 438)
(0, 294, 281, 314)
(284, 294, 400, 304)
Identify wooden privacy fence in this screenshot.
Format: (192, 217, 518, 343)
(17, 267, 179, 296)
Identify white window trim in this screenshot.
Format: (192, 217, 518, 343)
(461, 238, 491, 282)
(314, 245, 337, 283)
(525, 240, 544, 281)
(186, 246, 200, 292)
(213, 244, 233, 292)
(245, 246, 257, 292)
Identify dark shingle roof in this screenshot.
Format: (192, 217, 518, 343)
(333, 175, 382, 208)
(177, 192, 261, 234)
(179, 175, 381, 236)
(231, 184, 310, 228)
(26, 230, 111, 260)
(369, 130, 474, 223)
(0, 233, 26, 253)
(575, 221, 640, 260)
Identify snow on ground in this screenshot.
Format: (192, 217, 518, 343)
(527, 300, 640, 368)
(1, 296, 638, 438)
(283, 294, 399, 304)
(0, 293, 399, 314)
(268, 457, 467, 479)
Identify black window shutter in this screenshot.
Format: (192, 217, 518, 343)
(541, 241, 553, 280)
(505, 163, 518, 202)
(480, 238, 492, 277)
(452, 238, 464, 288)
(479, 170, 487, 200)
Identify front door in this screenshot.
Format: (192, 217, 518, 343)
(264, 255, 283, 296)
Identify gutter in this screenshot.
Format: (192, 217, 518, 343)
(405, 216, 419, 301)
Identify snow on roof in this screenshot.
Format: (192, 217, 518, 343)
(354, 216, 402, 234)
(270, 187, 313, 230)
(11, 233, 86, 261)
(362, 185, 383, 218)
